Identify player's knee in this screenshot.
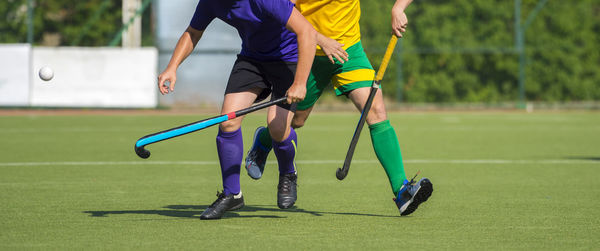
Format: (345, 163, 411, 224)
(367, 103, 387, 124)
(291, 117, 305, 129)
(291, 109, 311, 129)
(219, 120, 241, 132)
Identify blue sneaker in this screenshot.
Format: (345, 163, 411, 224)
(394, 175, 433, 216)
(245, 126, 270, 179)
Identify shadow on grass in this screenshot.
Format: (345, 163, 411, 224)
(166, 205, 397, 218)
(84, 204, 398, 219)
(564, 156, 600, 161)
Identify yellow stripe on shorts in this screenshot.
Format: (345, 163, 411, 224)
(332, 69, 375, 90)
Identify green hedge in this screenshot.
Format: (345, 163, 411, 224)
(360, 0, 600, 102)
(0, 0, 152, 46)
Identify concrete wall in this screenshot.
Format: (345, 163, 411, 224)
(1, 1, 242, 108)
(0, 44, 31, 106)
(0, 45, 157, 108)
(155, 0, 241, 107)
(31, 47, 157, 108)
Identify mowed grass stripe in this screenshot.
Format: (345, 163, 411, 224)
(1, 112, 598, 249)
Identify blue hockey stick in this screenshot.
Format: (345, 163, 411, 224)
(134, 97, 287, 159)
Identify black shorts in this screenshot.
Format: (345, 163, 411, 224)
(225, 55, 297, 111)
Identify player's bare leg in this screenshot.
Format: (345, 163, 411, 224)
(267, 105, 299, 209)
(201, 89, 260, 220)
(348, 86, 432, 216)
(347, 86, 387, 125)
(291, 106, 314, 129)
(219, 90, 261, 132)
(291, 86, 386, 128)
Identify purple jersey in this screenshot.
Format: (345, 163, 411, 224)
(190, 0, 298, 62)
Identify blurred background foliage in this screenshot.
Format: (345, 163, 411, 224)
(0, 0, 153, 46)
(1, 0, 598, 103)
(361, 0, 600, 102)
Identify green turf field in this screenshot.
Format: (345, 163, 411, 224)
(1, 111, 599, 249)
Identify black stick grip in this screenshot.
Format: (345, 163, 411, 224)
(135, 146, 150, 159)
(235, 96, 288, 117)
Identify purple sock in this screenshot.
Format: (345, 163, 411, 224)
(216, 128, 243, 195)
(272, 128, 297, 174)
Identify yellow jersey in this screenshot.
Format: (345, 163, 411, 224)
(295, 0, 362, 55)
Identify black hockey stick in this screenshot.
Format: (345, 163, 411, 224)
(134, 96, 287, 159)
(336, 36, 398, 180)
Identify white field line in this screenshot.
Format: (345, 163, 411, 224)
(1, 126, 598, 133)
(0, 159, 597, 167)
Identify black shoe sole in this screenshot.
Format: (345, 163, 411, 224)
(400, 179, 433, 216)
(200, 201, 244, 220)
(227, 201, 245, 211)
(277, 197, 296, 209)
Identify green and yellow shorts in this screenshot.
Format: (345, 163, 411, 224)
(297, 41, 375, 111)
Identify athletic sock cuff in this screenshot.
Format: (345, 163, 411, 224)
(218, 128, 242, 138)
(368, 120, 392, 134)
(217, 127, 242, 138)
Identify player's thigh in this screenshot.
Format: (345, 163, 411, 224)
(296, 56, 336, 111)
(220, 89, 261, 132)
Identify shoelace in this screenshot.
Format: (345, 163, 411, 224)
(210, 191, 227, 207)
(279, 174, 296, 192)
(394, 171, 420, 202)
(406, 170, 421, 186)
(248, 149, 266, 166)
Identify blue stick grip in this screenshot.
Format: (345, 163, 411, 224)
(134, 97, 287, 159)
(135, 114, 228, 148)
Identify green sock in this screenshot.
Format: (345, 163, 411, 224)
(258, 127, 272, 149)
(369, 120, 407, 195)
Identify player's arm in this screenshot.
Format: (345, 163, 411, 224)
(288, 0, 347, 64)
(391, 0, 413, 37)
(285, 8, 317, 104)
(158, 26, 204, 95)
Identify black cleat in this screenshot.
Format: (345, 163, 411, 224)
(277, 172, 297, 209)
(200, 191, 244, 220)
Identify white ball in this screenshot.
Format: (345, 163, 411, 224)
(39, 66, 54, 81)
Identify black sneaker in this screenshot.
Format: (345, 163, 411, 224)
(200, 191, 244, 220)
(277, 172, 297, 209)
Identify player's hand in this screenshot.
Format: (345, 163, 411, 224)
(285, 82, 306, 104)
(318, 35, 348, 64)
(391, 10, 408, 38)
(158, 68, 177, 95)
